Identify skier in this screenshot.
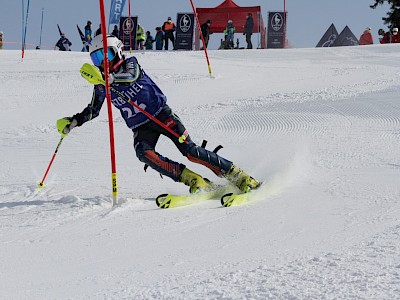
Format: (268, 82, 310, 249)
(56, 35, 260, 194)
(84, 21, 92, 52)
(224, 20, 235, 49)
(55, 33, 72, 51)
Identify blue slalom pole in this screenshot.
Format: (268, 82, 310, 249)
(22, 0, 25, 54)
(39, 8, 44, 49)
(22, 0, 30, 61)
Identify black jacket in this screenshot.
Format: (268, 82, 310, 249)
(244, 16, 254, 34)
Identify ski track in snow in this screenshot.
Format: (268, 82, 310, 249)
(1, 46, 400, 299)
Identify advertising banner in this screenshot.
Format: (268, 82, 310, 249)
(175, 13, 194, 50)
(119, 16, 137, 50)
(109, 0, 127, 25)
(267, 12, 286, 49)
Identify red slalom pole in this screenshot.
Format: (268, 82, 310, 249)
(99, 0, 119, 206)
(189, 0, 213, 77)
(38, 136, 64, 188)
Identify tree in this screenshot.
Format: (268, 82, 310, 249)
(370, 0, 400, 28)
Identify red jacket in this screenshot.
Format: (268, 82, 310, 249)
(391, 34, 400, 43)
(359, 31, 373, 45)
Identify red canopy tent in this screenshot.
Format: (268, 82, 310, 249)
(195, 0, 266, 49)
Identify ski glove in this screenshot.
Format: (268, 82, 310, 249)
(56, 117, 77, 137)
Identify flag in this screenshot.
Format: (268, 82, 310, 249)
(109, 0, 127, 25)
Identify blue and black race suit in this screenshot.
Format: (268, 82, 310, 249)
(72, 56, 232, 182)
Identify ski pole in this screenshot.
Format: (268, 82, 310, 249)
(38, 136, 64, 188)
(80, 63, 188, 143)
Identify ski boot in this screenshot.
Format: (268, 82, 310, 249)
(179, 167, 212, 194)
(225, 164, 260, 193)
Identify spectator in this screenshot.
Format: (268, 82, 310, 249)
(200, 20, 212, 48)
(155, 27, 164, 50)
(144, 31, 154, 50)
(391, 27, 400, 43)
(95, 24, 101, 37)
(136, 24, 145, 50)
(55, 33, 72, 51)
(224, 20, 235, 49)
(0, 31, 3, 50)
(162, 17, 176, 50)
(244, 13, 254, 49)
(359, 27, 373, 45)
(378, 28, 391, 44)
(84, 21, 92, 52)
(112, 25, 119, 38)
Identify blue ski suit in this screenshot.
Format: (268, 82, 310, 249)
(72, 56, 233, 182)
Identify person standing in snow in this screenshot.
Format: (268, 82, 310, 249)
(244, 13, 254, 49)
(136, 24, 145, 50)
(378, 28, 391, 44)
(154, 27, 164, 50)
(359, 27, 374, 45)
(162, 17, 176, 50)
(112, 25, 119, 38)
(55, 33, 72, 51)
(84, 21, 92, 52)
(200, 20, 212, 48)
(390, 27, 400, 43)
(224, 20, 235, 49)
(144, 31, 155, 50)
(56, 34, 260, 194)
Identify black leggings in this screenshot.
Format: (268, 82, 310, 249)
(133, 105, 233, 182)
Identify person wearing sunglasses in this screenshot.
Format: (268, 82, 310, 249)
(56, 34, 260, 194)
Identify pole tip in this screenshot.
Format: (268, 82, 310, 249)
(38, 182, 44, 189)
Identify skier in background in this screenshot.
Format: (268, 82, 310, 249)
(84, 21, 92, 52)
(56, 34, 260, 194)
(55, 33, 72, 51)
(224, 20, 235, 49)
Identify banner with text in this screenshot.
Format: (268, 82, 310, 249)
(109, 0, 127, 25)
(175, 13, 194, 50)
(267, 12, 286, 49)
(119, 16, 137, 50)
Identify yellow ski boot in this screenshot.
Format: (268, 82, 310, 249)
(225, 164, 260, 193)
(179, 168, 212, 194)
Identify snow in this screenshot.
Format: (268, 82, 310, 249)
(1, 45, 400, 299)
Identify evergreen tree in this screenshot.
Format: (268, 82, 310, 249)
(370, 0, 400, 28)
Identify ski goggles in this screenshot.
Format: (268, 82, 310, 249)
(90, 48, 116, 67)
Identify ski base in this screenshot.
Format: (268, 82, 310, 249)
(156, 185, 234, 209)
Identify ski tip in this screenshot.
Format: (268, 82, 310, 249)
(221, 192, 234, 207)
(156, 193, 169, 208)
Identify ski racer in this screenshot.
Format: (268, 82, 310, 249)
(56, 34, 260, 194)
